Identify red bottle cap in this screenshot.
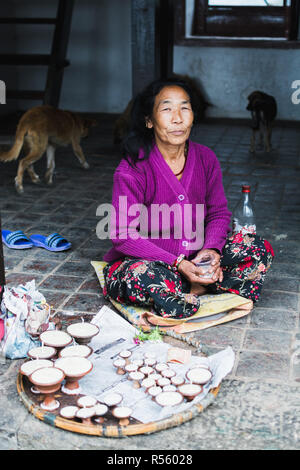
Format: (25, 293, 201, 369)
(242, 185, 251, 193)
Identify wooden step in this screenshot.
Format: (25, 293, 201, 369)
(0, 17, 57, 24)
(6, 90, 45, 100)
(0, 54, 69, 67)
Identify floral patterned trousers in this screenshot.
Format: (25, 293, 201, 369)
(103, 233, 274, 319)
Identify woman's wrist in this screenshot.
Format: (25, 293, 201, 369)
(172, 253, 186, 271)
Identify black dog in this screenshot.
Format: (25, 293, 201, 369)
(247, 91, 277, 153)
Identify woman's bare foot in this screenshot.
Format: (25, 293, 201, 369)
(189, 283, 207, 296)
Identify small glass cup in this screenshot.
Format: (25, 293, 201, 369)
(195, 254, 214, 278)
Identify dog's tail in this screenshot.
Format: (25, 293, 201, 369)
(0, 124, 27, 162)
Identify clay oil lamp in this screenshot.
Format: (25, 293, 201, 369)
(141, 377, 156, 393)
(55, 356, 93, 395)
(40, 330, 72, 356)
(128, 371, 145, 389)
(161, 368, 176, 379)
(67, 321, 99, 345)
(59, 344, 92, 359)
(157, 377, 171, 388)
(148, 385, 162, 401)
(155, 362, 169, 373)
(29, 366, 65, 411)
(151, 373, 162, 384)
(76, 406, 96, 425)
(119, 349, 132, 364)
(178, 383, 203, 402)
(144, 357, 157, 367)
(171, 375, 185, 387)
(112, 406, 133, 426)
(101, 392, 123, 408)
(139, 366, 154, 376)
(155, 391, 183, 408)
(60, 406, 79, 420)
(132, 358, 144, 369)
(163, 384, 177, 392)
(20, 359, 54, 394)
(186, 367, 212, 385)
(77, 395, 98, 408)
(113, 358, 126, 375)
(27, 345, 57, 361)
(93, 403, 108, 424)
(124, 363, 138, 375)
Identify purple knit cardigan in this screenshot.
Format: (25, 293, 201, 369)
(103, 141, 231, 266)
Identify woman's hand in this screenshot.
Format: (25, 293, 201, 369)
(177, 259, 207, 284)
(190, 249, 223, 284)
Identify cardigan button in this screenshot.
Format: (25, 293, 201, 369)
(178, 194, 185, 201)
(182, 241, 188, 247)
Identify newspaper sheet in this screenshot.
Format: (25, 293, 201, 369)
(79, 305, 235, 424)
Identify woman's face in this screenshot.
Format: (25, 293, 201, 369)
(146, 85, 194, 148)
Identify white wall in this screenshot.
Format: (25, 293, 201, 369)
(60, 0, 132, 113)
(173, 45, 300, 120)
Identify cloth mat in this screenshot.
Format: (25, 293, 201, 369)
(91, 261, 253, 333)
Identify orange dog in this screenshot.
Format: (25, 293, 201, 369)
(0, 105, 97, 193)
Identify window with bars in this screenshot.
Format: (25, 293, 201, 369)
(177, 0, 299, 42)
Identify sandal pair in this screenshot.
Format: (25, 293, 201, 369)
(1, 230, 71, 252)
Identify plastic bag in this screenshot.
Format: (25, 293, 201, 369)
(0, 280, 50, 359)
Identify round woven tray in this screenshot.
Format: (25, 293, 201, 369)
(17, 326, 220, 437)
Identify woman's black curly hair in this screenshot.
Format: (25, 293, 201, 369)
(122, 77, 201, 167)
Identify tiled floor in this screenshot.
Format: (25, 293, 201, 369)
(0, 115, 299, 449)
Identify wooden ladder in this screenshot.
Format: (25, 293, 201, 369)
(0, 0, 74, 107)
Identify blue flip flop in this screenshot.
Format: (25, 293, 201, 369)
(29, 233, 71, 252)
(2, 230, 33, 249)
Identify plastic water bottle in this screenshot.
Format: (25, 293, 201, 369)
(232, 185, 256, 235)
